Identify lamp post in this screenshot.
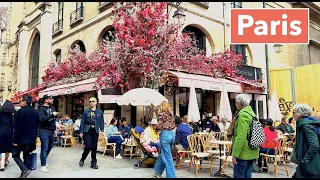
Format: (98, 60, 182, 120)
(167, 2, 186, 25)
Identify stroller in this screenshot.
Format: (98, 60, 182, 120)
(131, 127, 157, 169)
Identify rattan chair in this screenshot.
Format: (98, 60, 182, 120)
(260, 137, 289, 177)
(187, 134, 214, 176)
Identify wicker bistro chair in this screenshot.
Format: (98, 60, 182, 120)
(203, 133, 220, 158)
(60, 125, 76, 148)
(101, 133, 117, 158)
(187, 134, 214, 177)
(175, 143, 192, 170)
(260, 137, 289, 177)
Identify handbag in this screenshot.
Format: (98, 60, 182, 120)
(26, 151, 37, 171)
(290, 144, 297, 164)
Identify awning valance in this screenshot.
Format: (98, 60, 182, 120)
(169, 71, 243, 93)
(38, 78, 97, 97)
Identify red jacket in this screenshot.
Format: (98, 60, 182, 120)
(261, 127, 278, 149)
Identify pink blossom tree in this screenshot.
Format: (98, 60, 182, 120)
(96, 2, 243, 91)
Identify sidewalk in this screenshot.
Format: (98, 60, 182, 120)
(2, 145, 296, 178)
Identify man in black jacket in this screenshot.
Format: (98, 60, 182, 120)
(38, 95, 59, 173)
(12, 96, 39, 178)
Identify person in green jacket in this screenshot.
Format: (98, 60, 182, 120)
(231, 94, 259, 178)
(293, 104, 320, 178)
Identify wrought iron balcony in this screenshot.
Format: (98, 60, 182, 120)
(231, 2, 242, 8)
(70, 6, 84, 25)
(52, 19, 63, 35)
(99, 2, 112, 11)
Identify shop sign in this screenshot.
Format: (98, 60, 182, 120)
(65, 88, 76, 94)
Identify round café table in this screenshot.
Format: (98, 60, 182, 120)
(207, 140, 232, 177)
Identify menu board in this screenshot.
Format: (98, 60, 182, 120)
(104, 110, 115, 127)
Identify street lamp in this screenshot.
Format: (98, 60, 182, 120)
(167, 2, 186, 25)
(273, 44, 283, 54)
(172, 9, 186, 24)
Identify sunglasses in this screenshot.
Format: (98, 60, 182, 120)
(89, 101, 96, 103)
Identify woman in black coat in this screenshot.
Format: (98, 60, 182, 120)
(0, 100, 16, 171)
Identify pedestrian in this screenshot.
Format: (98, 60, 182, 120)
(79, 97, 104, 169)
(38, 95, 59, 173)
(154, 101, 176, 178)
(0, 100, 16, 171)
(231, 94, 259, 178)
(293, 104, 320, 178)
(12, 96, 39, 178)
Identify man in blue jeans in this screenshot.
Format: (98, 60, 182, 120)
(38, 95, 59, 173)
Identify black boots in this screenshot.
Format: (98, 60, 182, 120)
(19, 170, 31, 178)
(90, 162, 98, 169)
(79, 159, 84, 167)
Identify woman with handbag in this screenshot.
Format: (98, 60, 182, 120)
(154, 101, 176, 178)
(0, 100, 16, 171)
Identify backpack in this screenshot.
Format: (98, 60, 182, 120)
(243, 111, 266, 149)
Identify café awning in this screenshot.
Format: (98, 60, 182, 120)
(226, 77, 265, 90)
(38, 78, 97, 97)
(169, 71, 243, 93)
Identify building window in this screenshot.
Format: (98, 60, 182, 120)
(231, 45, 247, 64)
(71, 40, 86, 53)
(70, 2, 84, 25)
(102, 27, 116, 42)
(54, 49, 62, 64)
(58, 2, 64, 21)
(53, 2, 64, 35)
(182, 26, 206, 52)
(29, 33, 40, 88)
(231, 2, 242, 8)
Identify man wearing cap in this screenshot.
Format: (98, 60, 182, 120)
(38, 95, 59, 173)
(140, 119, 160, 151)
(79, 97, 104, 169)
(12, 96, 39, 178)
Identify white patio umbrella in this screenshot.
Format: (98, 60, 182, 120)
(269, 90, 282, 122)
(116, 87, 168, 106)
(219, 85, 233, 122)
(187, 83, 201, 123)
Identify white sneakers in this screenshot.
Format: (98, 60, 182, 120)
(46, 163, 49, 167)
(40, 166, 49, 173)
(116, 154, 123, 159)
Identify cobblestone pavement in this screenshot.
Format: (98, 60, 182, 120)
(2, 144, 296, 178)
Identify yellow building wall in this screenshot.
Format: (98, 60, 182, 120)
(270, 68, 293, 117)
(294, 64, 320, 113)
(0, 2, 25, 101)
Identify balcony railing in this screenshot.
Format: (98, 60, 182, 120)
(231, 2, 242, 8)
(52, 19, 63, 35)
(70, 6, 84, 25)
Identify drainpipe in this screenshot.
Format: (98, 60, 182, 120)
(223, 2, 226, 50)
(290, 67, 296, 104)
(263, 2, 270, 100)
